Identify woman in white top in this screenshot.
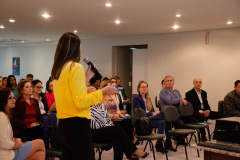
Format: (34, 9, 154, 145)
(0, 88, 45, 160)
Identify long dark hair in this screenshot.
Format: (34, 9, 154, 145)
(0, 88, 12, 117)
(6, 75, 17, 88)
(51, 32, 81, 80)
(46, 80, 52, 93)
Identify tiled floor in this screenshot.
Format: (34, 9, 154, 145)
(94, 120, 216, 160)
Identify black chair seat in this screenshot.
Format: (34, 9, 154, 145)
(184, 123, 209, 129)
(136, 133, 165, 140)
(46, 149, 62, 157)
(92, 143, 112, 151)
(168, 129, 196, 135)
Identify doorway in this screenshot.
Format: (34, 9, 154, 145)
(112, 45, 148, 98)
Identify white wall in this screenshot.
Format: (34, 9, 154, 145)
(1, 28, 240, 111)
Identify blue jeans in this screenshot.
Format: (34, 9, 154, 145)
(150, 119, 166, 142)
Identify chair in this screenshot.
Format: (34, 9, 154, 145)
(218, 100, 224, 117)
(43, 113, 62, 160)
(131, 108, 168, 160)
(93, 143, 112, 160)
(163, 105, 199, 160)
(179, 102, 211, 142)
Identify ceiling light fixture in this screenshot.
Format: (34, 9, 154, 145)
(42, 13, 50, 19)
(74, 30, 78, 33)
(106, 3, 112, 7)
(115, 20, 120, 24)
(21, 41, 24, 43)
(46, 39, 50, 41)
(9, 19, 15, 23)
(172, 25, 179, 29)
(176, 14, 181, 17)
(227, 21, 233, 24)
(0, 25, 4, 29)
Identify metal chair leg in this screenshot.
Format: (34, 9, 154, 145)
(183, 136, 188, 160)
(144, 140, 149, 151)
(162, 141, 168, 160)
(206, 126, 211, 140)
(192, 133, 200, 157)
(149, 141, 156, 160)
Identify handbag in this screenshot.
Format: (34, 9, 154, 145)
(134, 117, 152, 136)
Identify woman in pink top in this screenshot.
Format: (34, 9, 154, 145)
(45, 80, 56, 111)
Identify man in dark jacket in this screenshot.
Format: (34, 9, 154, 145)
(185, 78, 219, 141)
(223, 80, 240, 117)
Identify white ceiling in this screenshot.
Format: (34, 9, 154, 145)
(0, 0, 240, 43)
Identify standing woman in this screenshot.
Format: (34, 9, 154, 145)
(51, 32, 117, 160)
(7, 75, 18, 98)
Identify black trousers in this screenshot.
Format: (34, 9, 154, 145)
(113, 119, 134, 141)
(192, 111, 220, 137)
(57, 117, 93, 160)
(92, 125, 137, 160)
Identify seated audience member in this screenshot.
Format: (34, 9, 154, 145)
(102, 77, 109, 81)
(45, 80, 56, 111)
(88, 87, 149, 160)
(160, 75, 198, 138)
(114, 76, 132, 114)
(100, 81, 134, 141)
(10, 80, 43, 142)
(101, 78, 126, 119)
(32, 80, 49, 115)
(26, 74, 34, 83)
(157, 79, 165, 103)
(1, 77, 7, 89)
(133, 81, 176, 153)
(0, 88, 46, 160)
(223, 80, 240, 117)
(7, 75, 18, 98)
(0, 76, 2, 90)
(90, 76, 101, 90)
(185, 78, 219, 141)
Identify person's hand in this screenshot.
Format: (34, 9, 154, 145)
(49, 102, 57, 112)
(112, 114, 120, 120)
(85, 65, 95, 84)
(12, 138, 23, 149)
(30, 122, 39, 127)
(101, 86, 118, 95)
(120, 110, 126, 116)
(180, 99, 188, 105)
(202, 111, 210, 117)
(123, 99, 130, 103)
(153, 111, 160, 116)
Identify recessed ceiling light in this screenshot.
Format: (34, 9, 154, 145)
(42, 13, 50, 19)
(0, 25, 4, 29)
(74, 30, 78, 33)
(106, 3, 112, 7)
(21, 41, 24, 43)
(227, 21, 233, 24)
(176, 14, 181, 18)
(46, 39, 50, 41)
(9, 19, 15, 23)
(115, 20, 120, 24)
(172, 25, 179, 29)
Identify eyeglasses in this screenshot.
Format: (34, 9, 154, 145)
(140, 86, 148, 88)
(111, 81, 116, 83)
(8, 97, 17, 100)
(36, 86, 43, 89)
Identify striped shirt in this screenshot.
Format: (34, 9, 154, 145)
(90, 103, 113, 130)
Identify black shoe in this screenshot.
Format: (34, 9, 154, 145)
(165, 140, 177, 152)
(156, 141, 168, 154)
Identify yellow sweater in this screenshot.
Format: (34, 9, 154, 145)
(52, 61, 103, 119)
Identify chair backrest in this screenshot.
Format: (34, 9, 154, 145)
(218, 100, 224, 117)
(163, 105, 179, 122)
(155, 96, 160, 109)
(179, 102, 194, 117)
(131, 108, 147, 125)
